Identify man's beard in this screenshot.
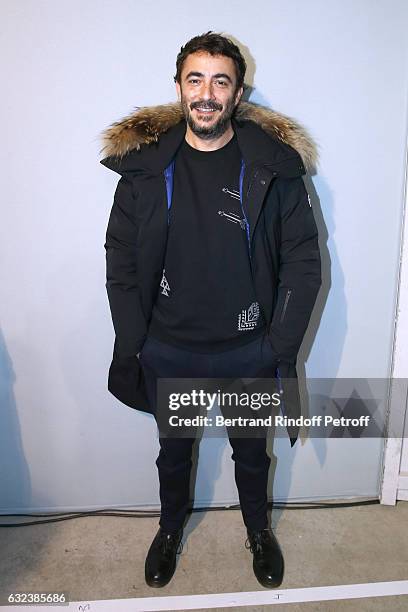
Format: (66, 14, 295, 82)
(180, 93, 237, 140)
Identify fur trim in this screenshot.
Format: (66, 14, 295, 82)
(100, 101, 318, 171)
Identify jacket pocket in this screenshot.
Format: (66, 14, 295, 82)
(279, 289, 292, 323)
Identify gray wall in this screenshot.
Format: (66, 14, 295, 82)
(1, 0, 408, 512)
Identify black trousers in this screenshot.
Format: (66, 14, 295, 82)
(139, 332, 277, 533)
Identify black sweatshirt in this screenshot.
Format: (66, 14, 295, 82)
(148, 133, 265, 352)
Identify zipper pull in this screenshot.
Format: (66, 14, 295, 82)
(280, 289, 292, 323)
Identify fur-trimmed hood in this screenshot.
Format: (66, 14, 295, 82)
(99, 101, 318, 174)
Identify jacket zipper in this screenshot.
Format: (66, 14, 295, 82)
(280, 289, 292, 323)
(239, 159, 252, 264)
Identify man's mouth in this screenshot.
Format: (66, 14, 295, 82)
(193, 107, 219, 114)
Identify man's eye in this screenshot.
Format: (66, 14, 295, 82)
(189, 79, 200, 84)
(216, 80, 227, 86)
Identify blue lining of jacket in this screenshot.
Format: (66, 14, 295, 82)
(163, 159, 175, 225)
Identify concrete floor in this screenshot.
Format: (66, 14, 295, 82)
(0, 502, 407, 611)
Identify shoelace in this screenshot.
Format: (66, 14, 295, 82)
(157, 531, 184, 557)
(245, 529, 271, 555)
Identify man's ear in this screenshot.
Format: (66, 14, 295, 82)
(234, 85, 244, 107)
(175, 81, 181, 102)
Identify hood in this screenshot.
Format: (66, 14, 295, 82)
(99, 101, 318, 175)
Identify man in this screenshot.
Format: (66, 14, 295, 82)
(100, 32, 321, 589)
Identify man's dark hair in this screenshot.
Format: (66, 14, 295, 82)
(174, 31, 246, 92)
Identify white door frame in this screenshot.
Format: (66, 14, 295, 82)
(380, 134, 408, 505)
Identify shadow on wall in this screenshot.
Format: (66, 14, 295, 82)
(0, 327, 58, 597)
(0, 327, 31, 510)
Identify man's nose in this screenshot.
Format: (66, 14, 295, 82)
(201, 80, 214, 99)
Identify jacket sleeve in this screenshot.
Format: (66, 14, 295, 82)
(268, 176, 321, 364)
(104, 175, 148, 358)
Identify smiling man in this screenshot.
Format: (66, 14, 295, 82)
(100, 32, 321, 589)
(177, 52, 242, 144)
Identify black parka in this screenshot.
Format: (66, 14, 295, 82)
(100, 101, 322, 446)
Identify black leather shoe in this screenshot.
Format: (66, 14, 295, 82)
(245, 528, 284, 588)
(145, 527, 184, 587)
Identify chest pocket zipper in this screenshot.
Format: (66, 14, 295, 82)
(280, 289, 292, 323)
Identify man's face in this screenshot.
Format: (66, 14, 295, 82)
(176, 51, 243, 140)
